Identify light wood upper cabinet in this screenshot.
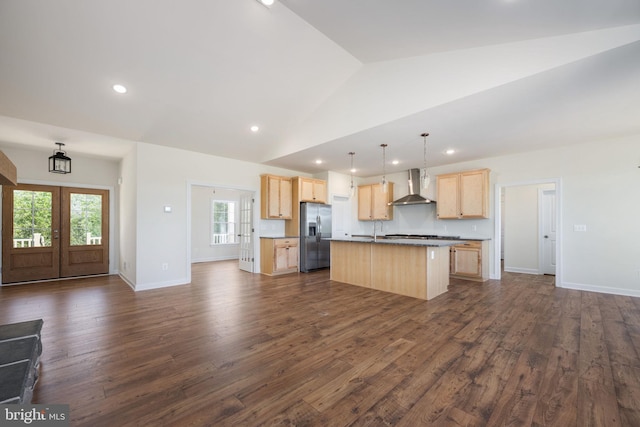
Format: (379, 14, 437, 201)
(358, 183, 394, 220)
(260, 174, 292, 219)
(299, 177, 327, 203)
(284, 177, 329, 236)
(436, 169, 490, 219)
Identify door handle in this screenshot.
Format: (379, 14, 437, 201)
(53, 229, 59, 239)
(544, 235, 549, 238)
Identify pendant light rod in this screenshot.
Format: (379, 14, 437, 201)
(348, 151, 356, 198)
(380, 143, 388, 193)
(420, 132, 430, 190)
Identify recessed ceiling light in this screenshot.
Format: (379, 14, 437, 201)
(250, 125, 259, 132)
(260, 0, 275, 6)
(350, 168, 357, 173)
(315, 159, 323, 165)
(445, 149, 456, 155)
(113, 84, 127, 94)
(392, 160, 399, 165)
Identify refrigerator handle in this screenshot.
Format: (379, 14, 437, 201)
(317, 215, 321, 242)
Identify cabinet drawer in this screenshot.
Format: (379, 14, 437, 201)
(453, 241, 481, 249)
(274, 239, 297, 247)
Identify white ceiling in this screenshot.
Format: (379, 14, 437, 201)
(0, 0, 639, 177)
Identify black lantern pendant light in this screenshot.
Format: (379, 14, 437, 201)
(49, 142, 71, 174)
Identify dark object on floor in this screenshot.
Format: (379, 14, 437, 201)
(0, 319, 43, 403)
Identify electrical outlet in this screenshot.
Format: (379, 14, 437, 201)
(472, 225, 477, 232)
(123, 262, 127, 271)
(162, 263, 169, 271)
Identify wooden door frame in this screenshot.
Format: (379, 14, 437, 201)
(1, 180, 115, 285)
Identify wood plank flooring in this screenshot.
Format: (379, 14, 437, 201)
(1, 261, 639, 426)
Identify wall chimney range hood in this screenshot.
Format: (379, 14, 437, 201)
(389, 169, 435, 206)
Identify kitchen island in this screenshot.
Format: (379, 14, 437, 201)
(330, 237, 460, 300)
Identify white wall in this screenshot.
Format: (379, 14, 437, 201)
(0, 144, 121, 278)
(118, 147, 137, 286)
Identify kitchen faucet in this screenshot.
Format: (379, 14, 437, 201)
(373, 220, 383, 241)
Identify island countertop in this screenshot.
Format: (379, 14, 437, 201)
(330, 237, 463, 247)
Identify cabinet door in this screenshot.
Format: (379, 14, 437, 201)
(371, 183, 393, 220)
(274, 244, 289, 271)
(267, 176, 282, 218)
(357, 185, 373, 220)
(287, 243, 298, 269)
(312, 180, 327, 203)
(279, 178, 292, 219)
(460, 170, 488, 218)
(453, 246, 481, 277)
(436, 174, 459, 219)
(300, 179, 315, 202)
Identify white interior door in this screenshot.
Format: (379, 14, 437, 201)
(238, 193, 254, 272)
(540, 189, 556, 275)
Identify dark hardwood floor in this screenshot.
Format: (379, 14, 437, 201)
(1, 261, 639, 426)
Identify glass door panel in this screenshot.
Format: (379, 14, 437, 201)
(2, 184, 60, 283)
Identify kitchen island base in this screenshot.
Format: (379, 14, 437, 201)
(330, 240, 450, 300)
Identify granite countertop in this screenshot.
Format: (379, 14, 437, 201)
(260, 236, 299, 239)
(351, 234, 491, 241)
(331, 237, 462, 247)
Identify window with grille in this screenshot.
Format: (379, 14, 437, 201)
(211, 200, 236, 245)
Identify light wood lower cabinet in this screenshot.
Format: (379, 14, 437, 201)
(330, 240, 450, 300)
(260, 238, 298, 275)
(449, 240, 489, 282)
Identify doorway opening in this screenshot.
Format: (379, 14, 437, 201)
(494, 179, 561, 285)
(2, 183, 110, 284)
(188, 184, 255, 275)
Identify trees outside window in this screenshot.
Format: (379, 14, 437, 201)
(69, 193, 102, 245)
(13, 190, 52, 247)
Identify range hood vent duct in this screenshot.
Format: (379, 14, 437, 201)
(389, 168, 435, 206)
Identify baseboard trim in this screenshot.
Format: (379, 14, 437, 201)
(560, 281, 640, 298)
(504, 267, 540, 275)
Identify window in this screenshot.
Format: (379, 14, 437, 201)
(211, 200, 236, 245)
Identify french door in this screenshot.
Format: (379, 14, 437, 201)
(238, 193, 254, 273)
(2, 184, 109, 284)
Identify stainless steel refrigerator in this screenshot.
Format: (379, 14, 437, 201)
(299, 202, 332, 272)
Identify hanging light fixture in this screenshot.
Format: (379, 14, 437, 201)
(348, 152, 356, 198)
(380, 144, 388, 193)
(420, 133, 430, 190)
(48, 142, 71, 174)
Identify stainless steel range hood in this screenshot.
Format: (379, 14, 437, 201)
(389, 168, 435, 206)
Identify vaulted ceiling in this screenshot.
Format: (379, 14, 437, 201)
(0, 0, 639, 177)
